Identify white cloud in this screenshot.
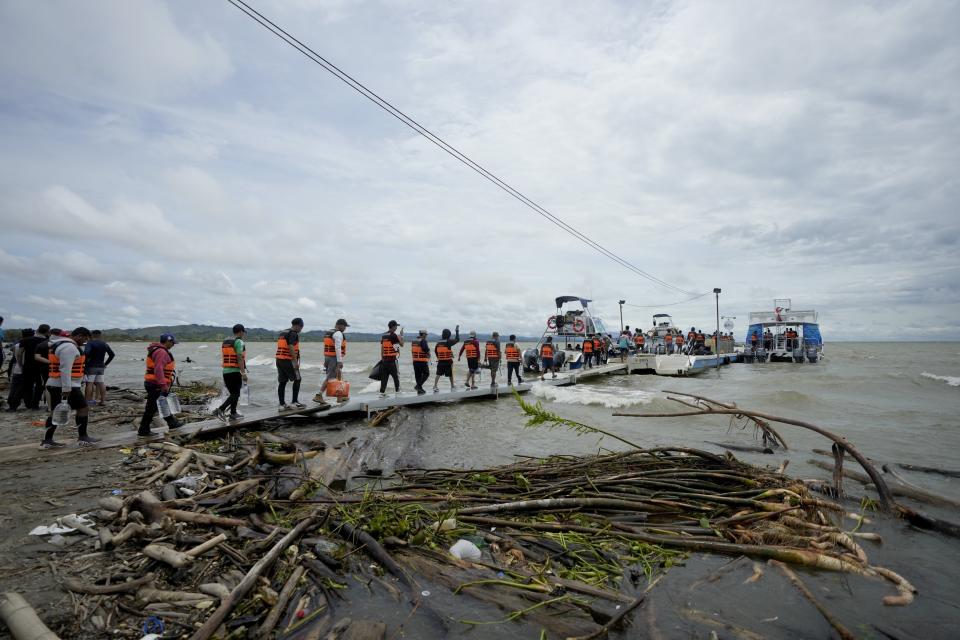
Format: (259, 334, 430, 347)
(297, 297, 318, 309)
(25, 295, 69, 309)
(121, 305, 141, 316)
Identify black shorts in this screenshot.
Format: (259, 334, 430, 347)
(467, 358, 479, 372)
(276, 359, 299, 383)
(487, 358, 500, 370)
(436, 360, 453, 377)
(48, 386, 86, 410)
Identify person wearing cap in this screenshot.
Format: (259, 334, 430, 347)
(484, 331, 502, 387)
(432, 325, 460, 392)
(138, 333, 181, 437)
(316, 319, 348, 405)
(276, 318, 305, 409)
(458, 330, 481, 390)
(41, 327, 96, 448)
(411, 329, 431, 395)
(378, 320, 404, 396)
(213, 324, 247, 422)
(539, 336, 557, 380)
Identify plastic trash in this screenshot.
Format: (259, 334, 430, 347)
(240, 384, 250, 406)
(142, 615, 165, 636)
(52, 402, 70, 426)
(111, 489, 123, 496)
(449, 539, 481, 560)
(173, 474, 204, 489)
(156, 396, 171, 418)
(167, 393, 182, 414)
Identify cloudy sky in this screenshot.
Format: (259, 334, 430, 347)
(1, 0, 957, 340)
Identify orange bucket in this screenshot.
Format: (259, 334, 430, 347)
(326, 379, 350, 399)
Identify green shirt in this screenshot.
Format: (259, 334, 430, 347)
(222, 338, 245, 374)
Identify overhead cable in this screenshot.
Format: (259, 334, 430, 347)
(226, 0, 703, 296)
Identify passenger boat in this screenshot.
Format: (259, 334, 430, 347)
(633, 314, 729, 376)
(522, 296, 614, 372)
(742, 299, 823, 363)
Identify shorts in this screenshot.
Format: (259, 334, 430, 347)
(467, 358, 479, 373)
(84, 367, 105, 383)
(276, 359, 299, 383)
(487, 358, 500, 370)
(541, 357, 554, 369)
(48, 386, 86, 410)
(436, 360, 453, 377)
(324, 356, 339, 382)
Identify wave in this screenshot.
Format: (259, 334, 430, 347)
(921, 372, 960, 387)
(246, 355, 276, 367)
(343, 364, 371, 373)
(197, 345, 208, 349)
(530, 383, 655, 408)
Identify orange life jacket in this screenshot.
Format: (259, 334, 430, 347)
(464, 342, 479, 359)
(411, 342, 429, 363)
(634, 335, 645, 346)
(541, 343, 554, 358)
(276, 332, 299, 360)
(676, 335, 685, 345)
(664, 334, 673, 343)
(485, 341, 499, 360)
(436, 343, 453, 361)
(221, 338, 244, 369)
(323, 333, 347, 358)
(687, 331, 696, 342)
(48, 343, 85, 381)
(381, 334, 398, 360)
(593, 338, 602, 351)
(144, 346, 176, 385)
(505, 344, 520, 362)
(751, 333, 758, 343)
(582, 339, 593, 353)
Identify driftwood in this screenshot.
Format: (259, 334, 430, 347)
(369, 406, 399, 427)
(0, 592, 61, 640)
(808, 460, 960, 509)
(187, 513, 318, 640)
(62, 573, 155, 595)
(163, 450, 194, 480)
(770, 560, 855, 639)
(255, 565, 304, 638)
(142, 544, 192, 569)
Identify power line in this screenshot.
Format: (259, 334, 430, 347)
(622, 292, 712, 308)
(225, 0, 704, 297)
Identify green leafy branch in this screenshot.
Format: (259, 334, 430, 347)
(514, 390, 645, 451)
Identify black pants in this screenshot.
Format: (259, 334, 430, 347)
(218, 372, 242, 414)
(507, 361, 522, 384)
(139, 382, 179, 435)
(277, 360, 300, 404)
(43, 386, 88, 442)
(21, 367, 40, 409)
(379, 360, 400, 393)
(413, 362, 429, 390)
(6, 374, 23, 410)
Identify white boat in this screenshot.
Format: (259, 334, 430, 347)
(632, 314, 729, 376)
(742, 299, 823, 363)
(522, 296, 614, 372)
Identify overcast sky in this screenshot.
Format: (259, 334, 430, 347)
(1, 0, 957, 340)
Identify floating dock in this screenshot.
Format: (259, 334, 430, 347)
(0, 357, 735, 463)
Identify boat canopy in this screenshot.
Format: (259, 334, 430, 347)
(748, 309, 819, 325)
(746, 322, 822, 344)
(555, 296, 591, 309)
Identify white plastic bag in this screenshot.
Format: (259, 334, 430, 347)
(449, 539, 481, 560)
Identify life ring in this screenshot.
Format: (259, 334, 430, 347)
(572, 319, 585, 333)
(547, 316, 557, 329)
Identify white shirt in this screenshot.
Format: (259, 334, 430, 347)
(332, 330, 344, 363)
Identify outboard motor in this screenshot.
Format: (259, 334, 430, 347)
(792, 348, 804, 363)
(742, 350, 755, 364)
(755, 348, 768, 363)
(522, 349, 540, 373)
(805, 347, 819, 363)
(555, 350, 567, 370)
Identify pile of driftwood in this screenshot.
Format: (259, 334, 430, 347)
(2, 410, 921, 640)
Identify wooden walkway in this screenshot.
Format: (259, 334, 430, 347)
(0, 361, 633, 464)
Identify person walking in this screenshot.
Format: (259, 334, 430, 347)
(618, 331, 630, 362)
(318, 319, 348, 405)
(411, 329, 431, 395)
(41, 327, 97, 448)
(633, 332, 645, 354)
(675, 332, 686, 354)
(379, 320, 403, 396)
(432, 326, 459, 392)
(505, 335, 523, 385)
(484, 332, 501, 387)
(138, 333, 182, 437)
(213, 324, 248, 422)
(539, 337, 557, 380)
(459, 331, 481, 389)
(24, 325, 51, 409)
(582, 334, 594, 368)
(83, 330, 115, 406)
(5, 329, 31, 412)
(276, 318, 304, 409)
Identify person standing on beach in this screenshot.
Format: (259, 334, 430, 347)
(41, 327, 96, 448)
(505, 335, 523, 385)
(411, 329, 431, 395)
(83, 330, 115, 406)
(379, 320, 403, 396)
(432, 326, 459, 392)
(317, 319, 347, 405)
(459, 330, 481, 390)
(539, 336, 557, 380)
(138, 333, 182, 437)
(5, 329, 31, 411)
(276, 318, 304, 409)
(213, 324, 247, 422)
(18, 325, 45, 410)
(484, 332, 501, 387)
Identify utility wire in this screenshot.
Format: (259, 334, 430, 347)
(226, 0, 704, 297)
(622, 292, 712, 308)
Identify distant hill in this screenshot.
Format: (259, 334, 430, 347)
(92, 325, 539, 343)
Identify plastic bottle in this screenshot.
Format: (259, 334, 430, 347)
(167, 393, 182, 414)
(240, 383, 250, 406)
(157, 396, 172, 418)
(52, 401, 71, 426)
